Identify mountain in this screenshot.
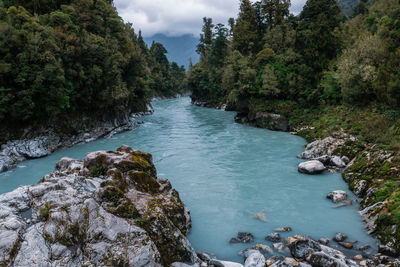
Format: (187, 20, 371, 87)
(144, 34, 200, 69)
(338, 0, 359, 16)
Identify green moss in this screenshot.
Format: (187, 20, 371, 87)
(99, 184, 139, 219)
(39, 202, 52, 221)
(88, 164, 108, 177)
(128, 171, 160, 194)
(134, 218, 146, 227)
(100, 186, 125, 205)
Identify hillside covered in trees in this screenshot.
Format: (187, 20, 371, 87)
(0, 0, 186, 134)
(187, 0, 400, 254)
(188, 0, 400, 146)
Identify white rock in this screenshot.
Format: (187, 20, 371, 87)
(327, 190, 347, 203)
(298, 160, 326, 174)
(220, 261, 244, 267)
(331, 156, 346, 168)
(244, 251, 266, 267)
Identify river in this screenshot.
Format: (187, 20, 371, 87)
(0, 97, 376, 262)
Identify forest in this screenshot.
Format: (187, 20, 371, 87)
(0, 0, 186, 128)
(188, 0, 400, 148)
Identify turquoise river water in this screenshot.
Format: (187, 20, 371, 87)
(0, 97, 376, 262)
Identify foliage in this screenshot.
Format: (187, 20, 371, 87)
(0, 0, 185, 127)
(187, 0, 400, 110)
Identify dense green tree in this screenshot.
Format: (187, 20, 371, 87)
(0, 0, 185, 126)
(233, 0, 259, 55)
(261, 0, 291, 29)
(188, 0, 400, 112)
(197, 17, 213, 59)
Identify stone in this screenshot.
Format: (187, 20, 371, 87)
(230, 232, 255, 244)
(298, 160, 326, 174)
(308, 251, 349, 267)
(283, 258, 298, 266)
(338, 242, 353, 249)
(209, 259, 225, 267)
(244, 251, 266, 267)
(360, 201, 386, 234)
(275, 226, 292, 232)
(318, 238, 330, 245)
(254, 112, 289, 132)
(331, 156, 346, 168)
(269, 261, 293, 267)
(354, 180, 368, 197)
(172, 263, 200, 267)
(326, 190, 347, 203)
(273, 242, 285, 251)
(333, 233, 348, 242)
(219, 261, 244, 267)
(197, 251, 214, 263)
(341, 156, 350, 164)
(239, 244, 273, 259)
(353, 255, 364, 261)
(266, 232, 281, 242)
(288, 237, 321, 260)
(378, 245, 397, 257)
(0, 147, 196, 266)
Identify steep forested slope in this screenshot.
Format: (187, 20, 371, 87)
(0, 0, 185, 137)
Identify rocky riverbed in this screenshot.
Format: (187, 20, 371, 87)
(0, 108, 152, 173)
(2, 145, 396, 267)
(295, 129, 400, 257)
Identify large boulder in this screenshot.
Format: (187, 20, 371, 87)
(254, 112, 289, 132)
(298, 160, 326, 174)
(297, 133, 360, 171)
(327, 190, 348, 203)
(0, 146, 196, 266)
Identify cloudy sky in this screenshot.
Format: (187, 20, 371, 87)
(115, 0, 307, 37)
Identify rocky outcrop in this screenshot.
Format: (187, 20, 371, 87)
(235, 112, 289, 132)
(298, 130, 400, 256)
(0, 146, 196, 266)
(0, 108, 153, 173)
(297, 132, 361, 172)
(298, 160, 326, 174)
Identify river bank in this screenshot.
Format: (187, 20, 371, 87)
(196, 97, 400, 258)
(0, 97, 394, 265)
(0, 106, 153, 173)
(0, 147, 398, 267)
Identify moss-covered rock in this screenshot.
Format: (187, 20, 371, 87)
(0, 146, 197, 266)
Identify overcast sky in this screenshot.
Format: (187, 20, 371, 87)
(115, 0, 307, 37)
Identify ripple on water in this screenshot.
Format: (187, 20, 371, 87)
(0, 97, 377, 262)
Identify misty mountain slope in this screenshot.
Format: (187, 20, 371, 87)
(145, 34, 200, 69)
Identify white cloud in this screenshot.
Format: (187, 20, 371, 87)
(115, 0, 307, 37)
